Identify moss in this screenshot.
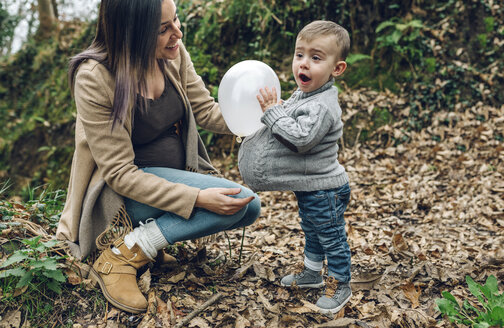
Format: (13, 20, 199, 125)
(484, 17, 495, 33)
(477, 33, 488, 48)
(372, 108, 393, 128)
(343, 107, 394, 147)
(424, 57, 436, 74)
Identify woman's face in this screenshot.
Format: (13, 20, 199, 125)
(156, 0, 183, 60)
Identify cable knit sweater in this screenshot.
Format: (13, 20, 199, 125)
(238, 79, 348, 192)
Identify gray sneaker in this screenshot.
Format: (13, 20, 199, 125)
(280, 264, 324, 288)
(316, 276, 352, 314)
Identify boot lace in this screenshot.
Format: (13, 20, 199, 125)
(293, 262, 306, 277)
(325, 276, 339, 297)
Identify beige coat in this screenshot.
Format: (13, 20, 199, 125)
(56, 42, 230, 259)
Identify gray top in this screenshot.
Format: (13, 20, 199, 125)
(132, 76, 185, 169)
(238, 79, 348, 192)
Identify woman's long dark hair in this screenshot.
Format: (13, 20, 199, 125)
(69, 0, 162, 128)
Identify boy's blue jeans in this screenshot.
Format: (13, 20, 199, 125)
(294, 183, 351, 283)
(124, 167, 261, 244)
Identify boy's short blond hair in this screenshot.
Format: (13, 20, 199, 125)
(297, 20, 350, 61)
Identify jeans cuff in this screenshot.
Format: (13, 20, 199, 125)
(304, 250, 325, 262)
(327, 270, 351, 283)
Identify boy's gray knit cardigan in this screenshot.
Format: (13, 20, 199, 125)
(238, 79, 349, 192)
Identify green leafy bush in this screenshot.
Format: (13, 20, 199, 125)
(0, 236, 67, 295)
(436, 275, 504, 327)
(375, 18, 426, 79)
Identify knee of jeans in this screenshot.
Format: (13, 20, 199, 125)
(237, 186, 256, 199)
(249, 196, 261, 217)
(231, 196, 261, 228)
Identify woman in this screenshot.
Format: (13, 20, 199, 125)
(56, 0, 260, 313)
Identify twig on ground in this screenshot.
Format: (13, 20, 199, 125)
(406, 262, 426, 283)
(167, 298, 176, 326)
(173, 292, 222, 328)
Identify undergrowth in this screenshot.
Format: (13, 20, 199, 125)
(437, 275, 504, 327)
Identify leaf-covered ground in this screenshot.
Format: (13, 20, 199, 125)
(1, 87, 503, 328)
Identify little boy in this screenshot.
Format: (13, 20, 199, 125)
(238, 20, 352, 314)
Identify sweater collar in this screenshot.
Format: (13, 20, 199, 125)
(298, 78, 335, 99)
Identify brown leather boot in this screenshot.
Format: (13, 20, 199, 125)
(89, 238, 152, 313)
(155, 249, 177, 266)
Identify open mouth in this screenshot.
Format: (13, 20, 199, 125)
(166, 43, 178, 49)
(299, 73, 311, 83)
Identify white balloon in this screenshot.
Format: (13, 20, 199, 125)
(218, 60, 281, 137)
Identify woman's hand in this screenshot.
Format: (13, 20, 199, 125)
(257, 86, 281, 112)
(195, 188, 255, 215)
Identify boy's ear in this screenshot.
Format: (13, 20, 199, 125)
(332, 61, 347, 77)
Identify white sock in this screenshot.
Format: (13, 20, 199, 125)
(304, 256, 323, 272)
(112, 219, 168, 260)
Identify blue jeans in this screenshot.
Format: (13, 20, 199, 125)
(294, 183, 351, 283)
(124, 167, 261, 244)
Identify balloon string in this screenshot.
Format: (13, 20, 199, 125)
(236, 136, 242, 143)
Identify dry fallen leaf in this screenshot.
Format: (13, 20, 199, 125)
(147, 290, 158, 314)
(156, 296, 172, 327)
(138, 268, 151, 294)
(400, 282, 421, 309)
(230, 253, 257, 280)
(392, 233, 408, 252)
(315, 317, 357, 328)
(188, 317, 210, 328)
(257, 290, 280, 314)
(351, 273, 383, 291)
(288, 300, 320, 314)
(167, 271, 186, 284)
(0, 310, 22, 328)
(106, 308, 120, 320)
(235, 314, 251, 328)
(64, 268, 83, 285)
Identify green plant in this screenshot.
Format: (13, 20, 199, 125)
(424, 57, 436, 73)
(0, 179, 11, 196)
(436, 275, 504, 327)
(0, 236, 67, 295)
(26, 187, 66, 229)
(484, 17, 495, 33)
(197, 126, 216, 147)
(477, 33, 488, 49)
(375, 18, 426, 78)
(346, 53, 372, 65)
(223, 227, 247, 265)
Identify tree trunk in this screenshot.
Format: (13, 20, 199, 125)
(36, 0, 57, 40)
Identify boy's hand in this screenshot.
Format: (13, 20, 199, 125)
(257, 87, 281, 112)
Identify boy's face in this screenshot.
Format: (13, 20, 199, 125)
(292, 35, 345, 93)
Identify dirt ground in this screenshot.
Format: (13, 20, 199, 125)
(1, 89, 503, 328)
(89, 90, 503, 328)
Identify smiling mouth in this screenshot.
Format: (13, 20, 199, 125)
(166, 44, 178, 49)
(299, 73, 311, 83)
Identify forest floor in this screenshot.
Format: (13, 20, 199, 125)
(1, 88, 503, 328)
